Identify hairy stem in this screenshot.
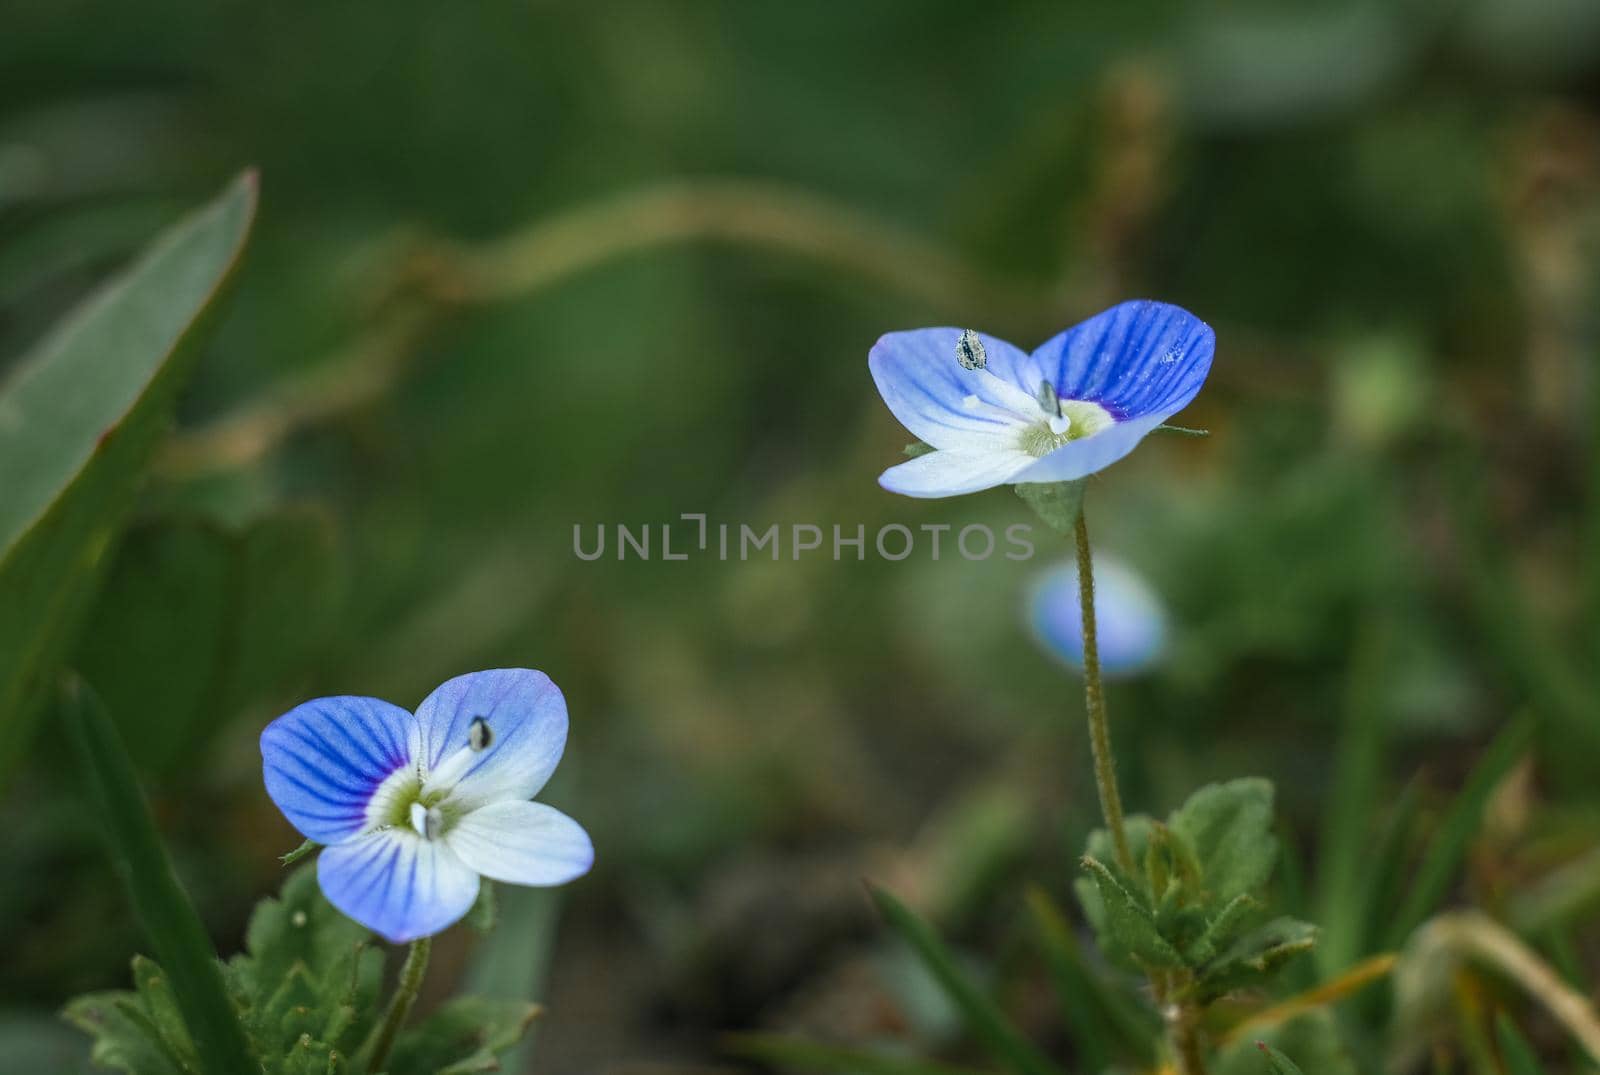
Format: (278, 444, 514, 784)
(1074, 511, 1135, 875)
(364, 936, 432, 1074)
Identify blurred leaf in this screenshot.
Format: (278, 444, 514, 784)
(869, 884, 1064, 1075)
(1015, 480, 1085, 537)
(1023, 885, 1159, 1068)
(0, 172, 257, 784)
(1254, 1041, 1306, 1075)
(0, 1014, 92, 1074)
(724, 1034, 990, 1075)
(1385, 714, 1537, 949)
(73, 506, 340, 776)
(63, 988, 188, 1075)
(1215, 1012, 1357, 1075)
(60, 677, 256, 1074)
(385, 996, 540, 1075)
(1495, 1012, 1548, 1075)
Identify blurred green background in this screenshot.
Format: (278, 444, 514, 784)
(4, 0, 1600, 1071)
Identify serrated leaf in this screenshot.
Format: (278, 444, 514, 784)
(1014, 480, 1085, 536)
(62, 991, 187, 1075)
(868, 884, 1064, 1075)
(128, 956, 198, 1069)
(1189, 893, 1260, 965)
(1170, 778, 1278, 905)
(1200, 918, 1318, 999)
(385, 997, 541, 1075)
(1080, 857, 1183, 968)
(0, 172, 257, 784)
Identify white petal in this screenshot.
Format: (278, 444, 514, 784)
(413, 669, 568, 812)
(445, 800, 594, 887)
(877, 447, 1038, 498)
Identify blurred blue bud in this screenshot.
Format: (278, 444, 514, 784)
(1027, 553, 1167, 676)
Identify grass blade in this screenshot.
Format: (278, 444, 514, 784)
(1385, 714, 1536, 949)
(869, 884, 1064, 1075)
(61, 677, 255, 1075)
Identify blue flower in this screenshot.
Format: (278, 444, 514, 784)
(260, 669, 593, 943)
(869, 300, 1214, 497)
(1028, 555, 1167, 676)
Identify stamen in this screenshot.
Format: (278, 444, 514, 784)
(1036, 379, 1062, 416)
(410, 801, 444, 840)
(469, 716, 493, 752)
(955, 329, 987, 370)
(1048, 415, 1071, 435)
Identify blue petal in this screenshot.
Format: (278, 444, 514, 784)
(261, 696, 418, 843)
(869, 329, 1041, 450)
(1028, 555, 1167, 676)
(445, 801, 594, 886)
(878, 446, 1038, 498)
(413, 669, 567, 811)
(1031, 300, 1214, 421)
(318, 829, 480, 943)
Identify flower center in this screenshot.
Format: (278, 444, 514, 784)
(1018, 398, 1115, 456)
(365, 715, 497, 840)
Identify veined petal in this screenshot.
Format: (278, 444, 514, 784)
(878, 446, 1038, 498)
(413, 669, 567, 811)
(445, 800, 594, 886)
(1031, 300, 1214, 422)
(869, 329, 1041, 451)
(1012, 413, 1167, 483)
(317, 828, 479, 943)
(261, 696, 418, 844)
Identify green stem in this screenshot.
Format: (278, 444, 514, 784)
(1073, 511, 1134, 875)
(1170, 1000, 1210, 1075)
(364, 937, 432, 1074)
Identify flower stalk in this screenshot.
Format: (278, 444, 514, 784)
(363, 936, 432, 1074)
(1073, 510, 1135, 875)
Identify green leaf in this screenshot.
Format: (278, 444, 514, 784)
(1385, 714, 1537, 948)
(1254, 1041, 1305, 1075)
(461, 886, 562, 1075)
(229, 863, 381, 1064)
(61, 678, 257, 1074)
(1215, 1012, 1357, 1075)
(1199, 918, 1318, 999)
(1023, 886, 1159, 1069)
(1495, 1012, 1547, 1075)
(384, 997, 540, 1075)
(904, 441, 936, 458)
(0, 172, 257, 784)
(73, 507, 341, 777)
(723, 1033, 990, 1075)
(465, 880, 498, 934)
(1014, 480, 1085, 536)
(1080, 856, 1184, 968)
(868, 884, 1064, 1075)
(1170, 778, 1278, 905)
(62, 990, 188, 1075)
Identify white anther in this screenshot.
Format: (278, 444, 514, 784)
(410, 801, 445, 840)
(1048, 415, 1071, 435)
(469, 716, 493, 752)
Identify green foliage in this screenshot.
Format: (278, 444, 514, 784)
(72, 508, 340, 776)
(0, 174, 256, 785)
(1215, 1013, 1357, 1075)
(384, 997, 541, 1075)
(1495, 1013, 1547, 1075)
(66, 865, 541, 1075)
(1014, 480, 1085, 536)
(868, 884, 1064, 1075)
(1076, 780, 1315, 999)
(61, 678, 256, 1074)
(1252, 1041, 1304, 1075)
(724, 1033, 989, 1075)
